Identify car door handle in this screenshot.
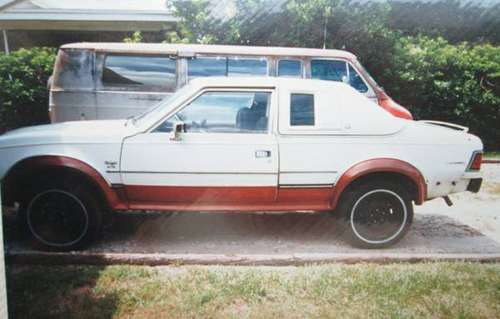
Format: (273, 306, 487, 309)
(255, 150, 271, 158)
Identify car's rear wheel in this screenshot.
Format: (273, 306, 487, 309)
(338, 181, 413, 248)
(19, 179, 103, 251)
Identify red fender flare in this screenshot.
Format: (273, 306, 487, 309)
(330, 158, 427, 209)
(5, 155, 127, 210)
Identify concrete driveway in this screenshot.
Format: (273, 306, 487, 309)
(4, 165, 500, 265)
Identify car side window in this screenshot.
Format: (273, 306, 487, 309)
(290, 94, 315, 126)
(102, 55, 177, 92)
(278, 60, 302, 77)
(348, 64, 369, 93)
(155, 91, 271, 133)
(311, 59, 347, 82)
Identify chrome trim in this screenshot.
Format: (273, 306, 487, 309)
(279, 184, 334, 189)
(419, 120, 469, 132)
(109, 171, 277, 175)
(280, 171, 338, 174)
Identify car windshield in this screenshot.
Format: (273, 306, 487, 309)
(131, 83, 194, 126)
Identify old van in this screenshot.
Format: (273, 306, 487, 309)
(49, 43, 412, 122)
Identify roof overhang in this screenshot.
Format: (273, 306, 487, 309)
(0, 9, 178, 31)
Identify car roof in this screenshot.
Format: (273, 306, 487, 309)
(60, 42, 357, 60)
(137, 76, 404, 136)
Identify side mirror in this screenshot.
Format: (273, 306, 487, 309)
(169, 121, 185, 141)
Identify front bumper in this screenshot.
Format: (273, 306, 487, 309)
(466, 178, 483, 193)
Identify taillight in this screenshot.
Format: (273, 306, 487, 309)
(468, 151, 483, 171)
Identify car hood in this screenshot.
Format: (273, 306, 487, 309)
(0, 120, 134, 149)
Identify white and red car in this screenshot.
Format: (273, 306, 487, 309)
(0, 77, 483, 250)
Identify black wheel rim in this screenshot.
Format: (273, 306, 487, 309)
(350, 189, 407, 244)
(27, 190, 89, 247)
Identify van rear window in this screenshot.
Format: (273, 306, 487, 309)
(53, 49, 94, 90)
(102, 55, 177, 92)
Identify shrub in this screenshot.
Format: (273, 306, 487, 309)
(381, 36, 500, 150)
(0, 47, 56, 133)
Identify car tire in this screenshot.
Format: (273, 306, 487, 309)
(18, 178, 103, 251)
(337, 181, 413, 249)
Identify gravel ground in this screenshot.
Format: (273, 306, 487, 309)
(4, 165, 500, 257)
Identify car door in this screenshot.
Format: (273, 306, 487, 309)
(120, 89, 279, 211)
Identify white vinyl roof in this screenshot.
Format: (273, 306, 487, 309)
(0, 0, 177, 31)
(62, 42, 358, 60)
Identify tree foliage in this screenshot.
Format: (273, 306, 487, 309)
(385, 37, 500, 149)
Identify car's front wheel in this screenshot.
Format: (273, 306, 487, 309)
(338, 181, 413, 248)
(19, 179, 103, 251)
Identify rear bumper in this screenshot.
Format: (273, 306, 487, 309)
(466, 178, 483, 193)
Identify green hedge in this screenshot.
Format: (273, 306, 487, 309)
(381, 36, 500, 150)
(0, 47, 56, 133)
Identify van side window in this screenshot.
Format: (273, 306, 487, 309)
(188, 57, 227, 79)
(228, 58, 268, 76)
(290, 94, 315, 126)
(348, 64, 369, 93)
(278, 60, 302, 77)
(311, 59, 347, 82)
(102, 55, 176, 92)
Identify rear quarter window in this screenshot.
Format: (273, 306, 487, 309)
(290, 94, 315, 126)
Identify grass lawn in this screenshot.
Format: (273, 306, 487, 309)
(6, 262, 500, 319)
